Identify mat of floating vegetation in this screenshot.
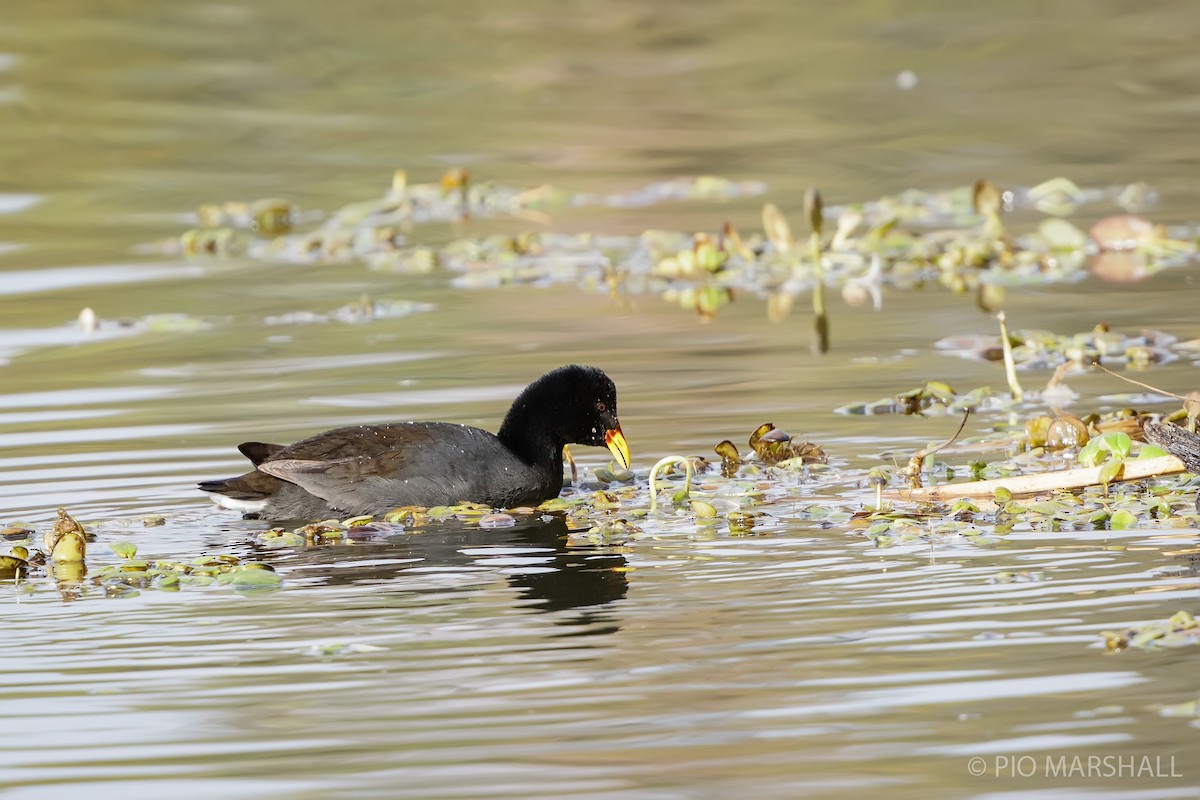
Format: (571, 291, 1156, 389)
(1, 509, 281, 601)
(156, 171, 1200, 328)
(936, 324, 1200, 371)
(6, 408, 1199, 602)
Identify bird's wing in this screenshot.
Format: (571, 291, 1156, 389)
(237, 441, 287, 466)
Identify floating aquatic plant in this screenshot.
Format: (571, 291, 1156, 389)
(0, 511, 283, 600)
(836, 380, 963, 416)
(153, 170, 1200, 347)
(937, 322, 1194, 372)
(647, 456, 696, 512)
(44, 507, 87, 563)
(1102, 610, 1199, 652)
(91, 542, 282, 595)
(263, 295, 434, 326)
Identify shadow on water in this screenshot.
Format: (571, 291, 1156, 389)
(244, 514, 628, 626)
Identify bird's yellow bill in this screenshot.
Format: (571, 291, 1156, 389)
(605, 426, 631, 469)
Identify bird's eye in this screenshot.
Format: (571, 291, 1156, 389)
(595, 401, 607, 413)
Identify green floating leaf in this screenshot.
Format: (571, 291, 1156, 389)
(1109, 508, 1138, 529)
(0, 554, 28, 572)
(1080, 431, 1133, 466)
(228, 568, 283, 591)
(1100, 432, 1132, 460)
(155, 573, 181, 590)
(1098, 459, 1125, 486)
(1169, 610, 1197, 629)
(727, 512, 758, 534)
(110, 541, 138, 559)
(1078, 439, 1103, 467)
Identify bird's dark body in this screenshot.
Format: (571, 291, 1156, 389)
(199, 365, 626, 520)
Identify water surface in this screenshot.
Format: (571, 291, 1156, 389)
(2, 2, 1198, 798)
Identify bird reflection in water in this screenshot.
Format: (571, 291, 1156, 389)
(241, 514, 627, 633)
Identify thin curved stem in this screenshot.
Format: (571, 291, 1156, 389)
(648, 456, 695, 512)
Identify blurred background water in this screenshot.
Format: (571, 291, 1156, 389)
(1, 2, 1197, 798)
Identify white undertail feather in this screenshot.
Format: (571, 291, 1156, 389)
(202, 492, 267, 513)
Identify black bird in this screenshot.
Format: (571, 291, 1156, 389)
(199, 364, 631, 520)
